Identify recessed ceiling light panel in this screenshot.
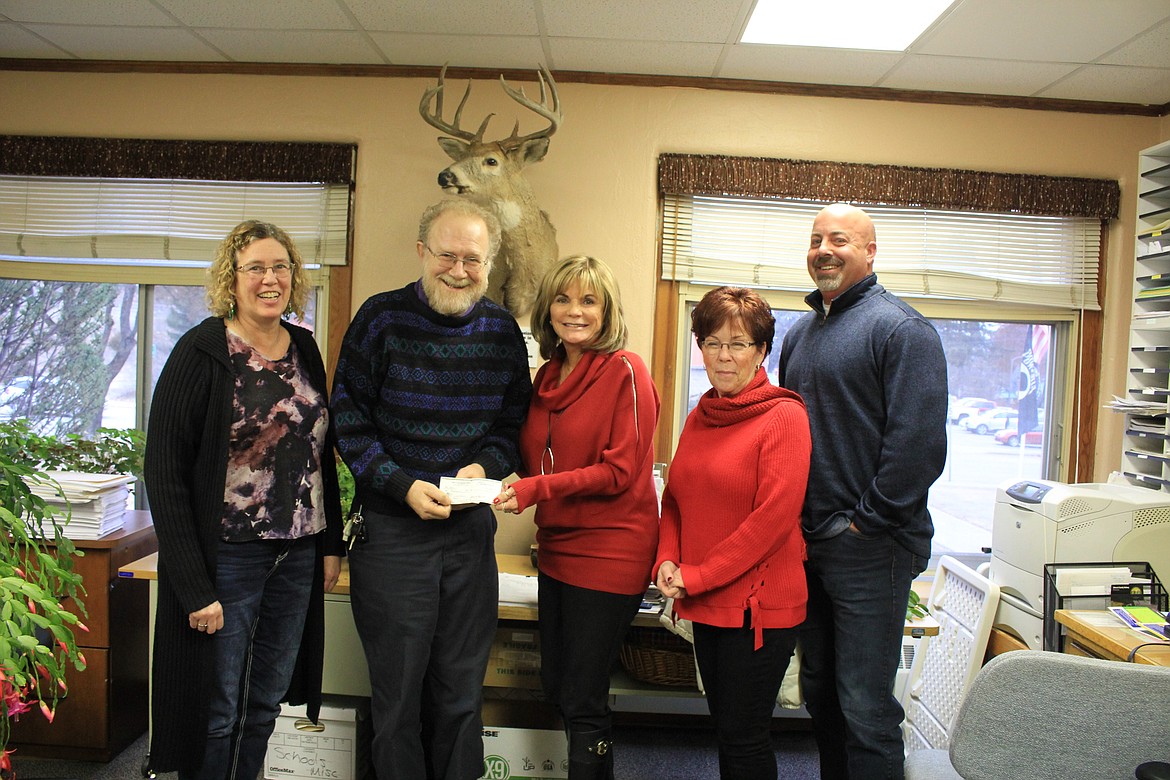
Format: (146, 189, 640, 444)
(741, 0, 953, 51)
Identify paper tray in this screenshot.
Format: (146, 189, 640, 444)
(1042, 561, 1167, 651)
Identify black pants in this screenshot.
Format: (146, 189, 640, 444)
(349, 505, 498, 780)
(693, 620, 798, 780)
(537, 571, 642, 735)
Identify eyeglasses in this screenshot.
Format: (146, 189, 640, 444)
(425, 245, 485, 272)
(700, 339, 757, 355)
(237, 262, 293, 278)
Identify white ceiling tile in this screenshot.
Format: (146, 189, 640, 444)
(718, 44, 902, 87)
(1, 0, 1167, 106)
(343, 0, 539, 36)
(542, 0, 745, 43)
(21, 23, 227, 60)
(153, 0, 354, 30)
(1101, 18, 1170, 68)
(368, 32, 545, 69)
(880, 55, 1080, 97)
(915, 0, 1170, 63)
(0, 21, 70, 57)
(1037, 64, 1170, 105)
(0, 0, 176, 26)
(198, 29, 383, 64)
(549, 37, 722, 76)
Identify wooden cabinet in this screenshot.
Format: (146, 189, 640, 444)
(9, 511, 157, 761)
(1121, 140, 1170, 488)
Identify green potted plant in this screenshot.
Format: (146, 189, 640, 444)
(0, 418, 144, 776)
(0, 453, 88, 777)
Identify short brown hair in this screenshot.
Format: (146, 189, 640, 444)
(530, 255, 628, 359)
(206, 220, 310, 319)
(690, 286, 776, 356)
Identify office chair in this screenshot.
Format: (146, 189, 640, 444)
(904, 650, 1170, 780)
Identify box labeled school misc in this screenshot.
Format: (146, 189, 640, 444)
(480, 727, 568, 780)
(265, 697, 371, 780)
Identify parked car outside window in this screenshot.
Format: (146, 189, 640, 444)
(994, 423, 1045, 448)
(963, 407, 1018, 435)
(949, 397, 995, 425)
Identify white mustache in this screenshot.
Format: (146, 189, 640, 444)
(439, 274, 472, 289)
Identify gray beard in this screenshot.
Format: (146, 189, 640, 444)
(815, 276, 843, 295)
(423, 274, 486, 316)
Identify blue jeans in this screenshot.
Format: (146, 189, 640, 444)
(693, 620, 798, 780)
(799, 530, 926, 780)
(182, 536, 315, 780)
(348, 504, 497, 780)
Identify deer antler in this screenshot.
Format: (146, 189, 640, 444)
(499, 65, 562, 150)
(419, 64, 494, 143)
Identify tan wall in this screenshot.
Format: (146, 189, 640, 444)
(1, 70, 1165, 511)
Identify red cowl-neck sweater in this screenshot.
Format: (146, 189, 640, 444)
(655, 368, 811, 648)
(511, 349, 661, 595)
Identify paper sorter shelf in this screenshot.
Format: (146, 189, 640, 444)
(1042, 561, 1167, 652)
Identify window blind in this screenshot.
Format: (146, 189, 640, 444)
(661, 195, 1101, 311)
(0, 176, 350, 266)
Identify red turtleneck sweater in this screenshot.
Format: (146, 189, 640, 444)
(655, 368, 811, 648)
(511, 349, 661, 595)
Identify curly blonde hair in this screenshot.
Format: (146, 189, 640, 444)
(206, 220, 310, 319)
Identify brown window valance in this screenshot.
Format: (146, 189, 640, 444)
(658, 153, 1119, 220)
(0, 136, 356, 185)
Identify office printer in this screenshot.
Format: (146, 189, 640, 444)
(988, 479, 1170, 649)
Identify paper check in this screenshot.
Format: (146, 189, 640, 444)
(439, 477, 503, 506)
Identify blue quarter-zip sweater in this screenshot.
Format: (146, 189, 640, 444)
(777, 274, 948, 558)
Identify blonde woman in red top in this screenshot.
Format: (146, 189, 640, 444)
(655, 286, 811, 780)
(494, 255, 660, 780)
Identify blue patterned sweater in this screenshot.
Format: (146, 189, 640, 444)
(331, 282, 532, 515)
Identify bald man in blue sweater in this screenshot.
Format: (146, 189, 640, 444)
(778, 203, 948, 780)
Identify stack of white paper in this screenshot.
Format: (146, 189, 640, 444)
(1105, 395, 1168, 414)
(498, 572, 539, 606)
(25, 471, 135, 540)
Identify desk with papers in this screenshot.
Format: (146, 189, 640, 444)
(1054, 609, 1170, 666)
(121, 550, 939, 701)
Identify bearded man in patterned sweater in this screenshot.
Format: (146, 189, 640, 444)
(331, 199, 532, 780)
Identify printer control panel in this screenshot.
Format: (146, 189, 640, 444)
(1005, 480, 1053, 504)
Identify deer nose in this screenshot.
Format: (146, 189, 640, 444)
(438, 170, 458, 188)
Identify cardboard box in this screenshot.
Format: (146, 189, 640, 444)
(265, 697, 370, 780)
(480, 726, 568, 780)
(483, 627, 542, 689)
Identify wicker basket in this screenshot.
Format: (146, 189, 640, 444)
(618, 626, 698, 687)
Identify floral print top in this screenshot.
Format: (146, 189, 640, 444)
(221, 329, 328, 541)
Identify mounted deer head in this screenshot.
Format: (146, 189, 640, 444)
(419, 65, 563, 318)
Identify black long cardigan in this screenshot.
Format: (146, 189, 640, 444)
(143, 317, 344, 772)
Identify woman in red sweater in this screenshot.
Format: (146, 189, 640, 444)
(493, 255, 660, 779)
(656, 286, 811, 780)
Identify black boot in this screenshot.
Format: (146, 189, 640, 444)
(568, 727, 614, 780)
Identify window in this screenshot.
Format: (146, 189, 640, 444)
(674, 289, 1061, 556)
(656, 154, 1118, 559)
(0, 136, 355, 438)
(0, 271, 324, 437)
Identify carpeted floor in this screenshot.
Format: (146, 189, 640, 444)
(9, 733, 168, 780)
(10, 722, 820, 780)
(613, 724, 820, 779)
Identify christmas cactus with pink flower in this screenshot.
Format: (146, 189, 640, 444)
(0, 452, 88, 766)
